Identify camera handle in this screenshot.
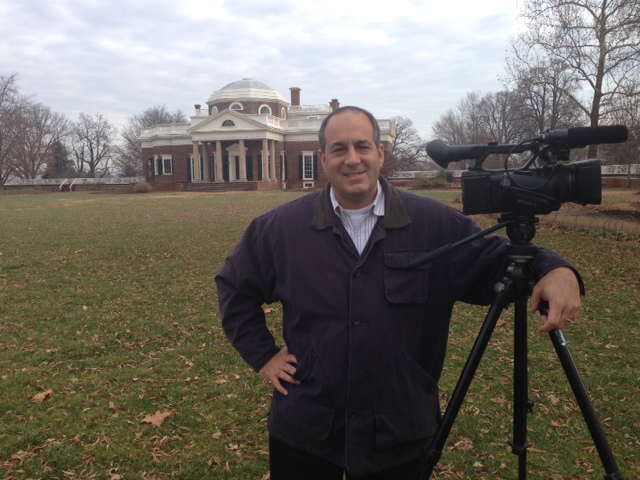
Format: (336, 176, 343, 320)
(415, 214, 626, 480)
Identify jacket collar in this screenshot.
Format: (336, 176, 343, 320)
(312, 177, 411, 230)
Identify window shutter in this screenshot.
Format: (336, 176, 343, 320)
(298, 155, 303, 180)
(313, 154, 319, 180)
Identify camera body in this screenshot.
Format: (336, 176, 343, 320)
(461, 159, 602, 215)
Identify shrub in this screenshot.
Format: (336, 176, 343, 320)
(435, 169, 455, 183)
(133, 182, 153, 193)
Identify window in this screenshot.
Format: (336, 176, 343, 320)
(281, 107, 287, 119)
(222, 120, 235, 127)
(230, 102, 243, 111)
(259, 104, 272, 115)
(155, 155, 173, 175)
(211, 106, 219, 115)
(302, 152, 315, 181)
(163, 157, 173, 175)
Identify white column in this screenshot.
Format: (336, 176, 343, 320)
(239, 139, 247, 181)
(192, 142, 201, 181)
(215, 141, 223, 182)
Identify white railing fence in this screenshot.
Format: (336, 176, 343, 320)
(390, 164, 640, 180)
(6, 177, 145, 191)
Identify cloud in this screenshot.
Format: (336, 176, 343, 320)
(1, 0, 523, 137)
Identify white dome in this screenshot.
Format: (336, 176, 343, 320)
(208, 78, 288, 104)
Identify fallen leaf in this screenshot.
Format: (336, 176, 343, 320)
(32, 389, 54, 403)
(142, 410, 171, 427)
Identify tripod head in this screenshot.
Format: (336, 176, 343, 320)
(409, 214, 540, 269)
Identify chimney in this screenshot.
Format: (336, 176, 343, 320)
(330, 99, 340, 111)
(290, 87, 301, 106)
(194, 104, 202, 115)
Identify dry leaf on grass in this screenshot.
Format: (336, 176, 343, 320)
(142, 410, 171, 427)
(31, 389, 54, 403)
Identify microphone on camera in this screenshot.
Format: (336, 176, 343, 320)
(538, 125, 628, 148)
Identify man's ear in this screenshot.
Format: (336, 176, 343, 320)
(378, 144, 385, 167)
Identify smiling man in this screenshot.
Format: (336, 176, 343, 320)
(216, 106, 582, 479)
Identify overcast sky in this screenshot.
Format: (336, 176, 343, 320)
(1, 0, 524, 138)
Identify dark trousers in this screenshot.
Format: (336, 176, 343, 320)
(269, 435, 427, 480)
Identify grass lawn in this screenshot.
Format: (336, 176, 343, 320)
(0, 189, 638, 479)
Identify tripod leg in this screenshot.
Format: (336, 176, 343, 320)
(549, 330, 627, 480)
(510, 296, 531, 480)
(419, 280, 514, 480)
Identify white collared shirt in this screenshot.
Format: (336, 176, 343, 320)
(330, 182, 386, 254)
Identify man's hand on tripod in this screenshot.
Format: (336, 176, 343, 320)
(530, 266, 582, 333)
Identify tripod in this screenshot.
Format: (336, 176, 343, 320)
(412, 213, 626, 480)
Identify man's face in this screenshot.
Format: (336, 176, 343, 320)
(319, 110, 384, 210)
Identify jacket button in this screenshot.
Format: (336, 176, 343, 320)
(353, 318, 361, 326)
(349, 413, 357, 420)
(353, 270, 363, 278)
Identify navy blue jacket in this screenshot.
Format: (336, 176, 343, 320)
(215, 178, 579, 476)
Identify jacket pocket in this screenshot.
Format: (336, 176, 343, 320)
(383, 250, 431, 304)
(271, 345, 335, 441)
(374, 350, 440, 450)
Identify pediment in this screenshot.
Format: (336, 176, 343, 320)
(188, 109, 268, 134)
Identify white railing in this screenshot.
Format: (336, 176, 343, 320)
(391, 165, 640, 180)
(288, 105, 332, 114)
(601, 164, 640, 176)
(390, 171, 463, 179)
(6, 177, 145, 190)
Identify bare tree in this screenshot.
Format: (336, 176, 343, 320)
(478, 90, 527, 145)
(388, 117, 428, 171)
(605, 78, 640, 183)
(114, 104, 187, 176)
(12, 103, 70, 179)
(504, 47, 585, 135)
(0, 73, 27, 188)
(516, 0, 640, 157)
(71, 112, 118, 178)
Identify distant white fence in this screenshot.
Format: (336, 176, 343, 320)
(390, 164, 640, 180)
(6, 177, 145, 191)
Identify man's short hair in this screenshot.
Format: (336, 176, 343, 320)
(318, 106, 381, 152)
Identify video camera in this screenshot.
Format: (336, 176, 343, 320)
(426, 126, 628, 215)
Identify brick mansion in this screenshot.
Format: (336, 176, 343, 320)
(139, 79, 395, 191)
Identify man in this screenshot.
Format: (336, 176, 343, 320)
(215, 106, 581, 479)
